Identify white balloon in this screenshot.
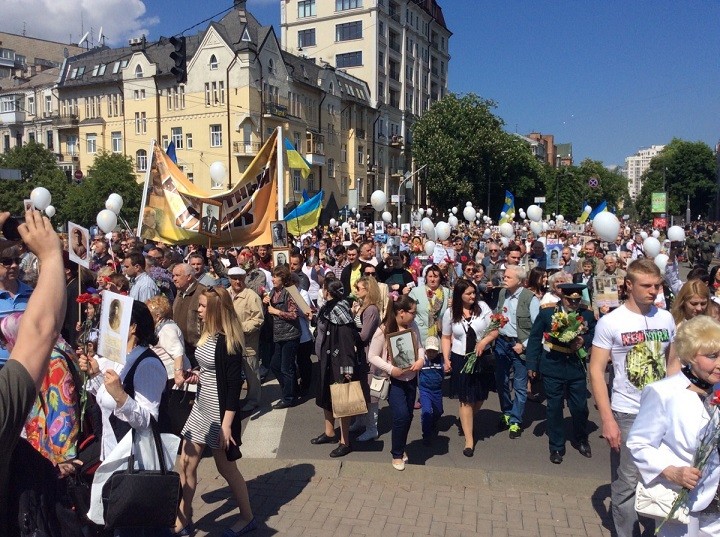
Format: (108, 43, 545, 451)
(421, 217, 435, 234)
(542, 222, 549, 232)
(448, 215, 459, 228)
(105, 198, 122, 214)
(382, 211, 392, 223)
(435, 221, 451, 241)
(592, 212, 620, 242)
(499, 222, 514, 238)
(556, 215, 564, 222)
(667, 226, 685, 242)
(329, 218, 337, 227)
(96, 209, 118, 233)
(425, 226, 436, 241)
(483, 229, 491, 238)
(463, 206, 476, 223)
(107, 193, 123, 211)
(500, 237, 509, 247)
(519, 210, 526, 219)
(424, 240, 436, 256)
(350, 207, 356, 213)
(370, 190, 387, 212)
(530, 221, 543, 235)
(651, 230, 660, 238)
(584, 205, 592, 213)
(478, 209, 483, 215)
(466, 201, 472, 207)
(209, 161, 226, 188)
(30, 187, 52, 211)
(44, 205, 56, 218)
(643, 237, 661, 258)
(500, 211, 506, 218)
(426, 208, 433, 217)
(527, 205, 542, 222)
(451, 206, 458, 214)
(418, 208, 425, 216)
(640, 231, 648, 240)
(654, 253, 669, 274)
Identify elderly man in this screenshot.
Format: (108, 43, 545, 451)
(598, 254, 627, 316)
(172, 263, 206, 367)
(123, 251, 160, 303)
(527, 283, 596, 463)
(494, 264, 540, 439)
(228, 267, 264, 411)
(560, 247, 577, 274)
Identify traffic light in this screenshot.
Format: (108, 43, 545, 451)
(169, 36, 187, 84)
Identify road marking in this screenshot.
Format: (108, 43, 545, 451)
(239, 378, 287, 458)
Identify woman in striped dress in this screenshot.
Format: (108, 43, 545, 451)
(175, 287, 256, 537)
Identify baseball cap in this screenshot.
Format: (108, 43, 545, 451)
(425, 336, 440, 352)
(228, 267, 247, 277)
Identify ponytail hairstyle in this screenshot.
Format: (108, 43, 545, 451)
(382, 294, 417, 334)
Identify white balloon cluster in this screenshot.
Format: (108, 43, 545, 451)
(97, 193, 123, 233)
(30, 187, 57, 218)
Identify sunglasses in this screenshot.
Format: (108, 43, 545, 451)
(364, 271, 376, 276)
(0, 257, 21, 267)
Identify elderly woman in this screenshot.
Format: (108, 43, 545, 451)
(627, 315, 720, 536)
(540, 271, 572, 306)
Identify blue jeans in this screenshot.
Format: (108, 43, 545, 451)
(493, 337, 527, 426)
(388, 377, 417, 459)
(271, 338, 299, 404)
(419, 386, 443, 438)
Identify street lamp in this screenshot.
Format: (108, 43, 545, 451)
(398, 164, 427, 224)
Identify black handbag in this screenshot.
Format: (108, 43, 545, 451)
(101, 419, 180, 529)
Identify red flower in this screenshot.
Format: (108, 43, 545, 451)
(76, 293, 101, 305)
(711, 389, 720, 406)
(543, 332, 550, 341)
(426, 288, 434, 300)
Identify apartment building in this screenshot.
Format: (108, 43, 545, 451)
(280, 0, 451, 214)
(625, 144, 665, 200)
(0, 31, 84, 80)
(39, 1, 374, 213)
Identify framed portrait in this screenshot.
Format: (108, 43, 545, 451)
(23, 199, 34, 212)
(545, 244, 562, 270)
(271, 220, 288, 248)
(198, 199, 222, 238)
(356, 221, 366, 234)
(387, 329, 417, 369)
(67, 222, 91, 269)
(98, 291, 134, 364)
(386, 235, 400, 256)
(400, 223, 411, 236)
(373, 221, 385, 235)
(545, 230, 560, 245)
(273, 248, 289, 268)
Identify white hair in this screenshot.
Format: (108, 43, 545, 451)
(505, 264, 527, 281)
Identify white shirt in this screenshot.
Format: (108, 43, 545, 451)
(592, 304, 675, 414)
(441, 301, 492, 356)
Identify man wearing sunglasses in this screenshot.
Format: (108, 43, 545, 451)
(0, 248, 32, 366)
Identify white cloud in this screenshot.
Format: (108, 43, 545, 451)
(1, 0, 159, 47)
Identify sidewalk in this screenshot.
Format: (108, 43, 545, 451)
(190, 457, 613, 537)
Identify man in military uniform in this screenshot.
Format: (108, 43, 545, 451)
(685, 231, 698, 266)
(526, 283, 596, 464)
(699, 232, 714, 267)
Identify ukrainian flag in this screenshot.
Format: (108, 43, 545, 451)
(284, 138, 311, 179)
(499, 191, 515, 224)
(285, 190, 324, 235)
(588, 201, 608, 220)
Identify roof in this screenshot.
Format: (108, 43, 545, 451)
(0, 67, 59, 93)
(410, 0, 451, 33)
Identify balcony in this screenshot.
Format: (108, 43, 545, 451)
(53, 114, 79, 127)
(233, 140, 260, 156)
(390, 135, 404, 148)
(305, 132, 325, 166)
(355, 128, 365, 140)
(263, 102, 288, 118)
(0, 110, 25, 125)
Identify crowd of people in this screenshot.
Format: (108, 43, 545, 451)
(0, 209, 719, 536)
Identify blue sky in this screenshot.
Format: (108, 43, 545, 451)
(13, 0, 716, 167)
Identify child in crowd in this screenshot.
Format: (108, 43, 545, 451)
(419, 336, 444, 445)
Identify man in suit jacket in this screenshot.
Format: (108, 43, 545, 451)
(527, 283, 596, 464)
(573, 259, 597, 317)
(201, 205, 219, 235)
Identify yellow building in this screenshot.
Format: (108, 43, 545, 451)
(52, 2, 375, 216)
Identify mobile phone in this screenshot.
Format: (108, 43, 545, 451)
(2, 217, 21, 241)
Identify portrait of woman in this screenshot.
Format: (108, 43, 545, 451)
(108, 299, 122, 331)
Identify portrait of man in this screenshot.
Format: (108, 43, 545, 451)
(273, 249, 289, 267)
(374, 221, 385, 235)
(199, 201, 221, 237)
(68, 222, 91, 269)
(388, 330, 416, 369)
(271, 220, 288, 248)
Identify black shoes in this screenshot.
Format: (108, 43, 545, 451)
(572, 440, 592, 458)
(329, 443, 352, 458)
(272, 400, 294, 410)
(310, 433, 339, 445)
(463, 447, 474, 458)
(550, 451, 564, 464)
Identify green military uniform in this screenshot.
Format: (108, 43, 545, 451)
(526, 285, 596, 463)
(686, 235, 698, 266)
(699, 233, 714, 266)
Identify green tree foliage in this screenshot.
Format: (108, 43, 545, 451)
(0, 141, 68, 217)
(411, 93, 544, 215)
(63, 151, 143, 228)
(543, 160, 629, 220)
(635, 139, 717, 221)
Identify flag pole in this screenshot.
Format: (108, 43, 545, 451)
(276, 127, 285, 220)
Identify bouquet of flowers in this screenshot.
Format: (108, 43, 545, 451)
(461, 313, 508, 374)
(657, 388, 720, 533)
(543, 311, 589, 359)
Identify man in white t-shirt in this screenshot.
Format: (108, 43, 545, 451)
(589, 258, 678, 537)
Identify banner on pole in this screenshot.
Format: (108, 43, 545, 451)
(651, 192, 667, 214)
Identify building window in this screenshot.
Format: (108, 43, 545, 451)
(86, 133, 97, 154)
(134, 65, 143, 78)
(267, 59, 274, 75)
(204, 83, 211, 106)
(134, 112, 146, 134)
(111, 132, 122, 153)
(327, 158, 335, 178)
(162, 135, 169, 149)
(357, 145, 364, 165)
(136, 149, 147, 172)
(26, 96, 35, 115)
(292, 170, 302, 193)
(46, 130, 54, 151)
(67, 135, 78, 156)
(29, 132, 35, 144)
(336, 51, 362, 68)
(341, 177, 349, 195)
(210, 124, 222, 147)
(379, 21, 384, 37)
(209, 55, 218, 70)
(298, 29, 316, 48)
(336, 0, 362, 10)
(44, 95, 52, 114)
(171, 127, 183, 149)
(186, 133, 193, 149)
(336, 21, 362, 41)
(341, 143, 347, 163)
(210, 81, 225, 105)
(298, 0, 315, 18)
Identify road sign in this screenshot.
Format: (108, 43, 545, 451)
(534, 197, 546, 203)
(74, 169, 83, 181)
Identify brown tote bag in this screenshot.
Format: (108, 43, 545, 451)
(330, 380, 368, 418)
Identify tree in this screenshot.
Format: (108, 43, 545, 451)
(635, 139, 717, 221)
(63, 151, 143, 228)
(411, 93, 545, 216)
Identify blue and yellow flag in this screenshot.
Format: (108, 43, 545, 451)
(588, 201, 608, 220)
(285, 190, 324, 235)
(499, 191, 515, 224)
(284, 138, 311, 179)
